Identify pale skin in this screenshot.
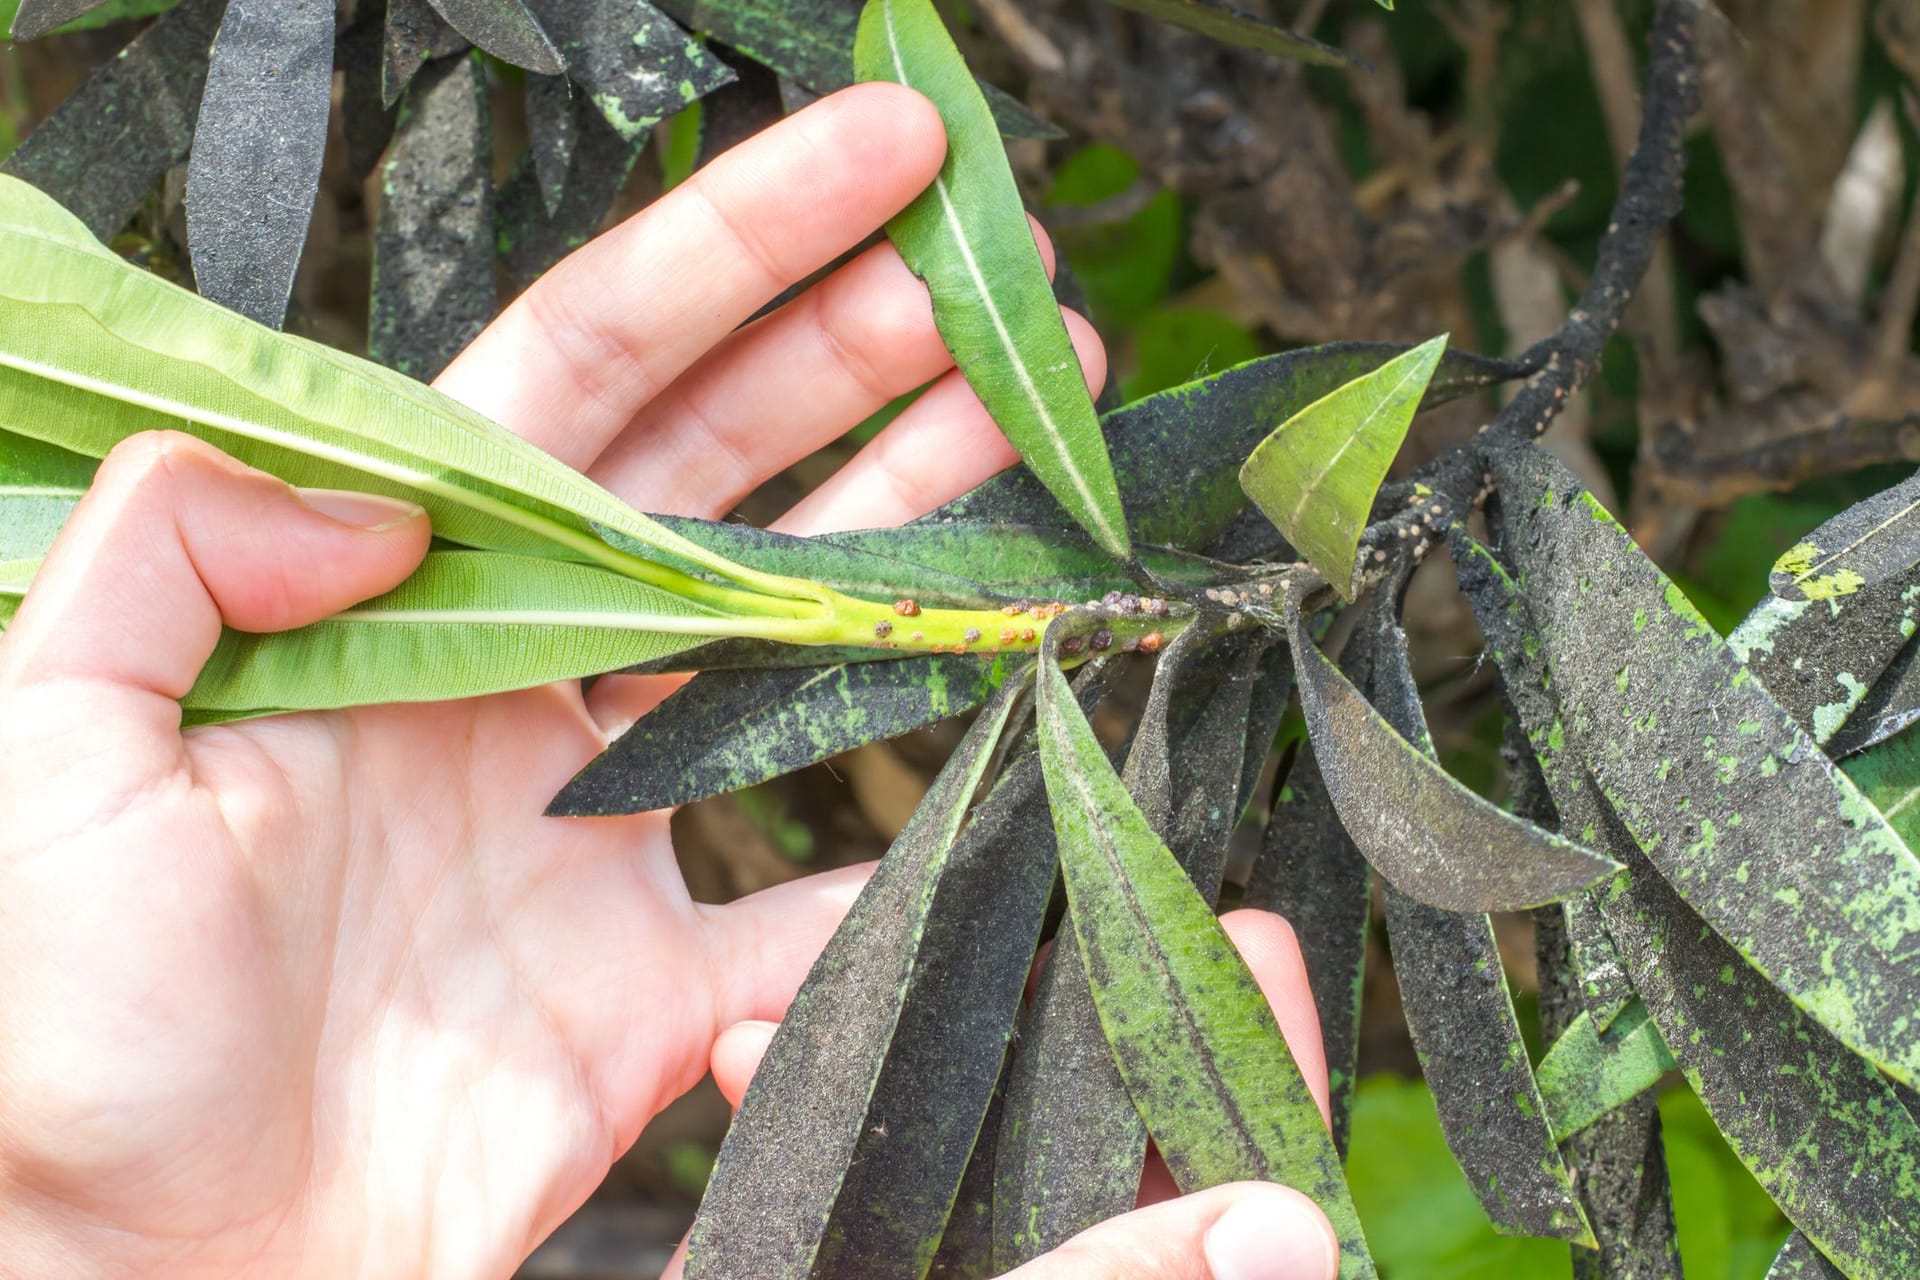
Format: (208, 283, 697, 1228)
(0, 85, 1339, 1280)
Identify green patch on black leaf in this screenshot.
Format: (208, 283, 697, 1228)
(530, 0, 735, 141)
(1535, 1001, 1675, 1143)
(1770, 469, 1920, 603)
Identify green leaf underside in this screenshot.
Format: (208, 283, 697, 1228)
(1362, 596, 1593, 1247)
(1841, 729, 1920, 851)
(857, 0, 1132, 563)
(550, 653, 1015, 813)
(1728, 578, 1920, 748)
(1535, 1001, 1676, 1142)
(1034, 648, 1375, 1279)
(687, 675, 1047, 1279)
(185, 552, 718, 713)
(1095, 0, 1355, 67)
(1240, 336, 1446, 596)
(0, 176, 781, 599)
(1285, 595, 1619, 913)
(1770, 468, 1920, 603)
(1457, 512, 1920, 1278)
(1245, 744, 1371, 1157)
(1489, 442, 1920, 1089)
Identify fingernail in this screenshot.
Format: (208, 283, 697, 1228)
(294, 488, 426, 532)
(1204, 1190, 1338, 1280)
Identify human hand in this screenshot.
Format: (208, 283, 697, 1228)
(0, 82, 1334, 1280)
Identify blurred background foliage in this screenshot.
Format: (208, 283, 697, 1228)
(1, 0, 1908, 1274)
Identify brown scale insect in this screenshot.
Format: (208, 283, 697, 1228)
(911, 631, 925, 643)
(1062, 635, 1086, 656)
(894, 599, 921, 617)
(1090, 629, 1114, 652)
(1138, 631, 1164, 655)
(999, 628, 1018, 646)
(873, 621, 894, 640)
(1020, 628, 1036, 643)
(963, 628, 982, 645)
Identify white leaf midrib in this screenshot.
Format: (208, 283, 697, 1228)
(884, 0, 1123, 554)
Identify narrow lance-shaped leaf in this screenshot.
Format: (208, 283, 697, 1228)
(1361, 585, 1594, 1247)
(179, 552, 730, 714)
(0, 431, 91, 562)
(383, 0, 467, 105)
(1842, 730, 1920, 853)
(1240, 336, 1446, 597)
(686, 671, 1051, 1279)
(1094, 0, 1354, 67)
(1034, 629, 1375, 1279)
(1466, 505, 1920, 1280)
(9, 0, 114, 39)
(856, 0, 1132, 564)
(3, 0, 222, 240)
(340, 11, 400, 182)
(1487, 439, 1920, 1089)
(1534, 1001, 1676, 1143)
(1244, 743, 1371, 1156)
(1771, 467, 1920, 601)
(993, 630, 1262, 1266)
(185, 0, 336, 328)
(1830, 637, 1920, 757)
(527, 0, 733, 141)
(422, 0, 562, 73)
(371, 54, 498, 382)
(551, 652, 1017, 814)
(0, 175, 802, 604)
(1282, 586, 1619, 913)
(497, 93, 650, 285)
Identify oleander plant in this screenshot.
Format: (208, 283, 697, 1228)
(2, 0, 1917, 1277)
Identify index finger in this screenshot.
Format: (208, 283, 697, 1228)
(435, 83, 947, 471)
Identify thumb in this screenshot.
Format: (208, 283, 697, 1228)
(1004, 1182, 1340, 1280)
(0, 431, 429, 720)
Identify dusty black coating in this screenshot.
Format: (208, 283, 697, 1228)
(339, 12, 399, 180)
(9, 0, 115, 40)
(1364, 598, 1594, 1245)
(370, 54, 496, 380)
(527, 0, 734, 142)
(550, 653, 1016, 814)
(185, 0, 335, 327)
(687, 673, 1090, 1279)
(1765, 1233, 1846, 1279)
(382, 0, 467, 106)
(990, 633, 1261, 1265)
(497, 93, 647, 284)
(1769, 468, 1920, 602)
(3, 0, 224, 240)
(1488, 440, 1920, 1092)
(1245, 742, 1369, 1157)
(422, 0, 562, 73)
(694, 42, 786, 170)
(1828, 636, 1920, 758)
(524, 74, 578, 217)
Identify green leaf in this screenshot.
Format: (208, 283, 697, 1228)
(1240, 336, 1445, 597)
(856, 0, 1132, 563)
(687, 674, 1047, 1279)
(1770, 470, 1920, 602)
(1034, 638, 1375, 1279)
(0, 174, 793, 605)
(2, 0, 223, 241)
(178, 552, 724, 714)
(1359, 589, 1593, 1247)
(1535, 1001, 1676, 1143)
(1284, 590, 1620, 913)
(1841, 728, 1920, 847)
(0, 431, 91, 562)
(1487, 440, 1920, 1090)
(1094, 0, 1355, 67)
(938, 339, 1529, 553)
(550, 652, 1016, 813)
(993, 632, 1266, 1265)
(1829, 638, 1920, 757)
